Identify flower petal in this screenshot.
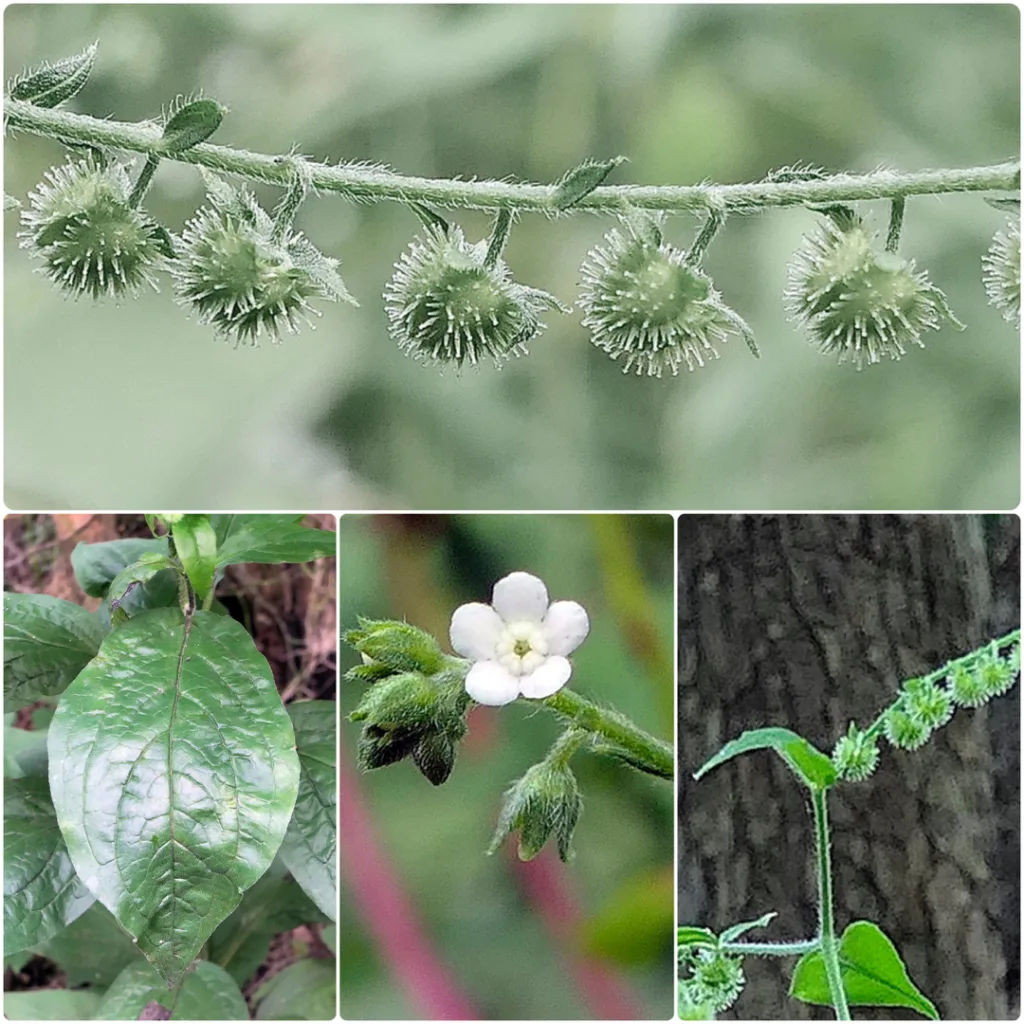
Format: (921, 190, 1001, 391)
(543, 601, 590, 656)
(465, 661, 521, 706)
(492, 571, 549, 624)
(518, 656, 572, 699)
(450, 602, 503, 660)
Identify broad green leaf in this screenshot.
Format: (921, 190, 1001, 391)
(280, 701, 337, 921)
(214, 517, 335, 568)
(720, 911, 778, 944)
(72, 538, 169, 596)
(4, 715, 49, 778)
(33, 902, 143, 986)
(106, 552, 180, 621)
(4, 988, 105, 1021)
(789, 920, 938, 1019)
(208, 855, 328, 986)
(48, 607, 300, 986)
(4, 777, 95, 953)
(210, 514, 303, 548)
(171, 515, 218, 601)
(95, 959, 248, 1020)
(695, 727, 837, 791)
(253, 958, 336, 1020)
(4, 593, 106, 711)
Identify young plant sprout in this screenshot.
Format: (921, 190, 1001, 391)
(346, 570, 672, 861)
(679, 629, 1020, 1021)
(5, 44, 1019, 362)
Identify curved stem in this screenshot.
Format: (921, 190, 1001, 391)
(6, 99, 1019, 215)
(812, 787, 850, 1020)
(543, 686, 674, 779)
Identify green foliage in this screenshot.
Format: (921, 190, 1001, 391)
(94, 960, 248, 1020)
(251, 958, 336, 1020)
(694, 726, 837, 790)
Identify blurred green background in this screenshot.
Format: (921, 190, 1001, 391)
(4, 5, 1019, 510)
(337, 514, 674, 1019)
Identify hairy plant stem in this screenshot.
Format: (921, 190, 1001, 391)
(721, 939, 818, 957)
(813, 787, 850, 1021)
(7, 99, 1019, 215)
(543, 687, 674, 779)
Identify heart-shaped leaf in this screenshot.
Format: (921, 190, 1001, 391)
(95, 959, 248, 1020)
(47, 607, 300, 986)
(695, 727, 837, 791)
(789, 920, 938, 1019)
(4, 593, 106, 712)
(4, 776, 95, 954)
(279, 701, 337, 920)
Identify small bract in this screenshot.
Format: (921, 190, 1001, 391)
(449, 571, 589, 706)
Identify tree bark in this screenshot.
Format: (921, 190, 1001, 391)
(678, 515, 1019, 1020)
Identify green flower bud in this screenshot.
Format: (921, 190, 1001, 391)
(20, 157, 173, 300)
(344, 618, 446, 680)
(901, 677, 953, 730)
(578, 213, 755, 377)
(883, 708, 931, 751)
(785, 215, 962, 368)
(411, 729, 458, 787)
(972, 649, 1017, 701)
(947, 662, 988, 707)
(385, 224, 565, 368)
(680, 948, 745, 1013)
(982, 217, 1021, 329)
(489, 759, 582, 862)
(831, 722, 879, 782)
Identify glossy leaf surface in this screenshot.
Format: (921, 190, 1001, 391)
(48, 607, 300, 985)
(33, 902, 144, 986)
(4, 776, 95, 953)
(95, 960, 248, 1020)
(214, 516, 335, 568)
(4, 714, 49, 779)
(280, 701, 337, 920)
(790, 920, 938, 1019)
(171, 515, 218, 602)
(695, 727, 837, 790)
(4, 593, 106, 712)
(72, 538, 169, 597)
(253, 958, 336, 1020)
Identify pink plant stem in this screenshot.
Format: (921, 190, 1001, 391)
(338, 742, 478, 1020)
(514, 852, 643, 1020)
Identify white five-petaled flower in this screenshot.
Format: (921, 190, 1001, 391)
(449, 571, 590, 707)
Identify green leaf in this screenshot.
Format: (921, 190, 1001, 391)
(8, 42, 97, 108)
(208, 856, 328, 986)
(321, 924, 336, 954)
(4, 714, 49, 778)
(210, 514, 303, 548)
(72, 538, 170, 597)
(33, 902, 144, 987)
(106, 552, 180, 622)
(677, 926, 718, 949)
(171, 514, 218, 601)
(789, 920, 938, 1020)
(47, 607, 300, 986)
(695, 727, 837, 791)
(4, 989, 105, 1021)
(4, 776, 95, 954)
(159, 98, 225, 153)
(288, 235, 359, 306)
(214, 517, 335, 568)
(253, 958, 336, 1020)
(4, 593, 106, 712)
(280, 701, 337, 921)
(95, 960, 248, 1020)
(720, 911, 778, 944)
(551, 156, 627, 211)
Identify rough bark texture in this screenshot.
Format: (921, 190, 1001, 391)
(678, 515, 1020, 1020)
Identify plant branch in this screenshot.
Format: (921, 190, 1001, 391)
(721, 939, 819, 957)
(812, 788, 850, 1021)
(543, 687, 674, 779)
(6, 99, 1019, 215)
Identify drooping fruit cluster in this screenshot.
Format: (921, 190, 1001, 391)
(19, 157, 173, 300)
(786, 213, 963, 368)
(577, 213, 756, 377)
(384, 224, 564, 368)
